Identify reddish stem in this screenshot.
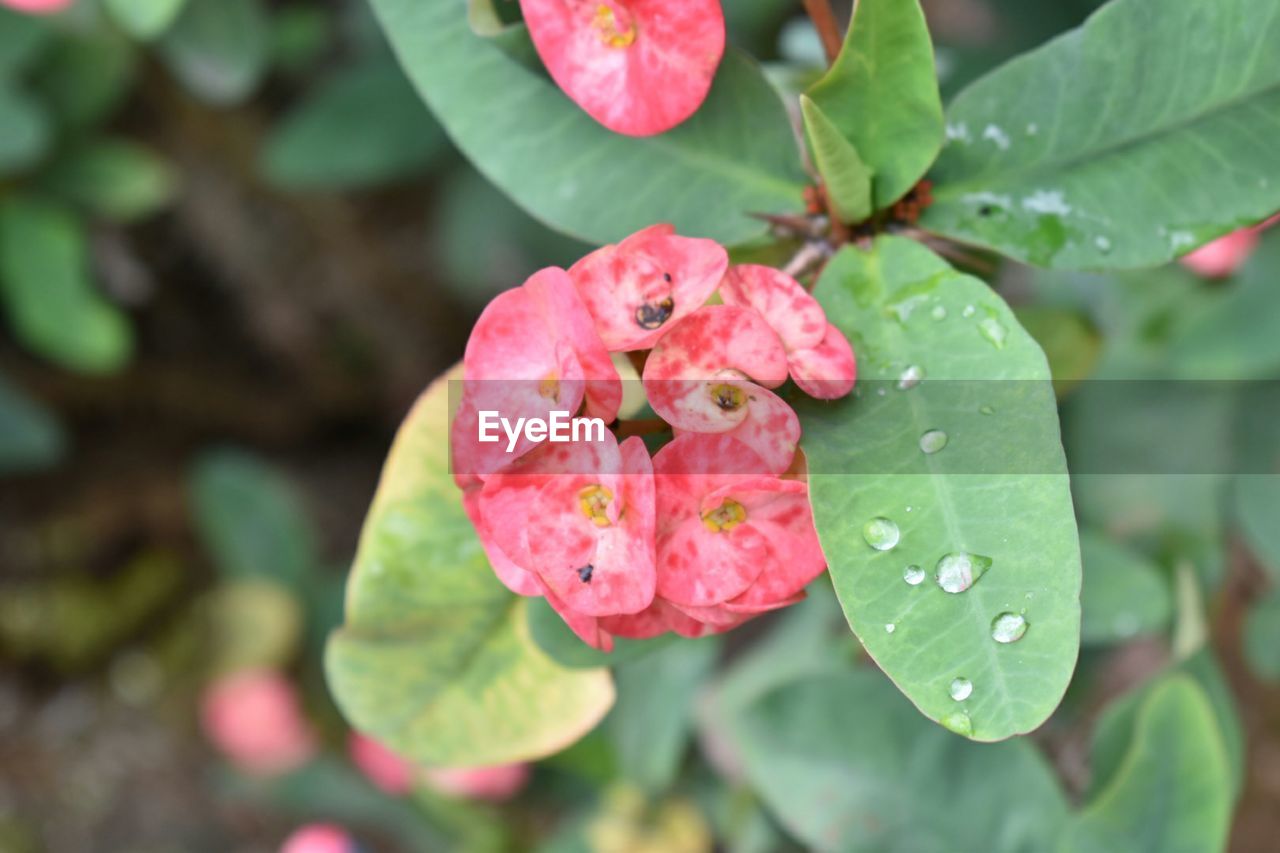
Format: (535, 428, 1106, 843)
(803, 0, 844, 65)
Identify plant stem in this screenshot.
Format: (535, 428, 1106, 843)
(803, 0, 843, 65)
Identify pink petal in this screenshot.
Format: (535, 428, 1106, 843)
(281, 824, 356, 853)
(524, 266, 622, 420)
(789, 322, 857, 400)
(542, 585, 615, 651)
(718, 265, 827, 352)
(422, 763, 532, 802)
(348, 732, 415, 796)
(518, 0, 726, 136)
(462, 487, 543, 595)
(200, 670, 316, 776)
(569, 224, 728, 351)
(677, 383, 799, 475)
(1, 0, 72, 13)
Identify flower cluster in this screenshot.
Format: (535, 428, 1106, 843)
(451, 224, 856, 650)
(0, 0, 71, 14)
(519, 0, 726, 136)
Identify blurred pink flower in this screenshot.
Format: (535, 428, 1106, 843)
(1, 0, 73, 14)
(280, 823, 354, 853)
(422, 763, 532, 802)
(200, 669, 316, 776)
(1180, 214, 1278, 278)
(348, 732, 415, 796)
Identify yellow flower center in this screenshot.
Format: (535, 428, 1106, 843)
(709, 382, 746, 412)
(594, 3, 637, 48)
(579, 484, 614, 527)
(539, 375, 560, 401)
(702, 499, 747, 533)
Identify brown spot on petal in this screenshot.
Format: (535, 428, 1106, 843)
(577, 563, 595, 583)
(635, 297, 675, 330)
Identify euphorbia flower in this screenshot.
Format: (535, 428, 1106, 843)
(452, 267, 620, 477)
(518, 0, 726, 136)
(569, 224, 728, 351)
(651, 434, 825, 611)
(643, 304, 797, 472)
(200, 670, 316, 776)
(348, 732, 415, 796)
(1, 0, 73, 14)
(423, 763, 532, 802)
(1180, 215, 1278, 278)
(718, 264, 856, 399)
(281, 824, 356, 853)
(474, 433, 656, 617)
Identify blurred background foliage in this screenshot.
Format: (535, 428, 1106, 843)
(2, 0, 1279, 850)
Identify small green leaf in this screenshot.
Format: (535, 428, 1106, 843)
(798, 237, 1080, 741)
(105, 0, 188, 41)
(42, 139, 177, 222)
(721, 668, 1069, 851)
(33, 31, 136, 130)
(1235, 475, 1280, 581)
(526, 595, 673, 669)
(0, 195, 132, 374)
(0, 6, 50, 78)
(368, 0, 807, 245)
(0, 373, 65, 477)
(325, 368, 614, 765)
(805, 0, 943, 207)
(1079, 530, 1171, 646)
(189, 448, 320, 589)
(261, 61, 448, 190)
(0, 84, 50, 176)
(159, 0, 268, 105)
(608, 637, 720, 794)
(924, 0, 1280, 269)
(1244, 589, 1280, 682)
(1063, 676, 1233, 853)
(799, 95, 872, 223)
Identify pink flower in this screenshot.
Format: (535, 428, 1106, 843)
(200, 670, 316, 776)
(719, 265, 856, 399)
(451, 267, 620, 477)
(423, 763, 531, 802)
(643, 304, 797, 473)
(569, 224, 728, 351)
(1181, 229, 1260, 278)
(280, 825, 355, 853)
(348, 732, 415, 796)
(1, 0, 73, 14)
(518, 0, 726, 136)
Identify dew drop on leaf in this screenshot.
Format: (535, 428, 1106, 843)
(978, 316, 1008, 349)
(991, 612, 1028, 644)
(942, 709, 973, 736)
(1094, 235, 1112, 253)
(904, 565, 926, 586)
(962, 304, 976, 318)
(935, 552, 992, 594)
(931, 305, 947, 320)
(949, 677, 973, 701)
(979, 404, 995, 416)
(897, 365, 924, 390)
(863, 517, 900, 551)
(919, 429, 948, 455)
(884, 623, 896, 634)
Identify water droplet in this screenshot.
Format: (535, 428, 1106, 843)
(978, 317, 1008, 349)
(979, 405, 995, 416)
(949, 677, 973, 701)
(904, 565, 925, 586)
(876, 388, 887, 397)
(962, 305, 976, 319)
(942, 709, 973, 736)
(935, 552, 992, 594)
(863, 517, 901, 551)
(919, 429, 949, 454)
(1094, 235, 1112, 253)
(931, 305, 947, 320)
(991, 612, 1028, 643)
(884, 623, 896, 634)
(897, 365, 924, 390)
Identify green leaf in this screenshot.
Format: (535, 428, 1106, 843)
(805, 0, 943, 207)
(105, 0, 188, 41)
(923, 0, 1280, 269)
(1063, 676, 1233, 853)
(0, 373, 65, 477)
(367, 0, 807, 245)
(1088, 649, 1243, 800)
(0, 84, 50, 176)
(159, 0, 268, 105)
(608, 637, 720, 794)
(33, 30, 136, 130)
(325, 368, 614, 765)
(797, 237, 1080, 741)
(0, 195, 132, 374)
(1079, 530, 1171, 646)
(189, 448, 320, 589)
(42, 139, 177, 222)
(799, 96, 872, 223)
(723, 668, 1068, 852)
(1012, 305, 1101, 396)
(0, 7, 49, 78)
(261, 61, 448, 190)
(1244, 588, 1280, 682)
(1235, 475, 1280, 581)
(526, 595, 673, 669)
(1168, 233, 1280, 379)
